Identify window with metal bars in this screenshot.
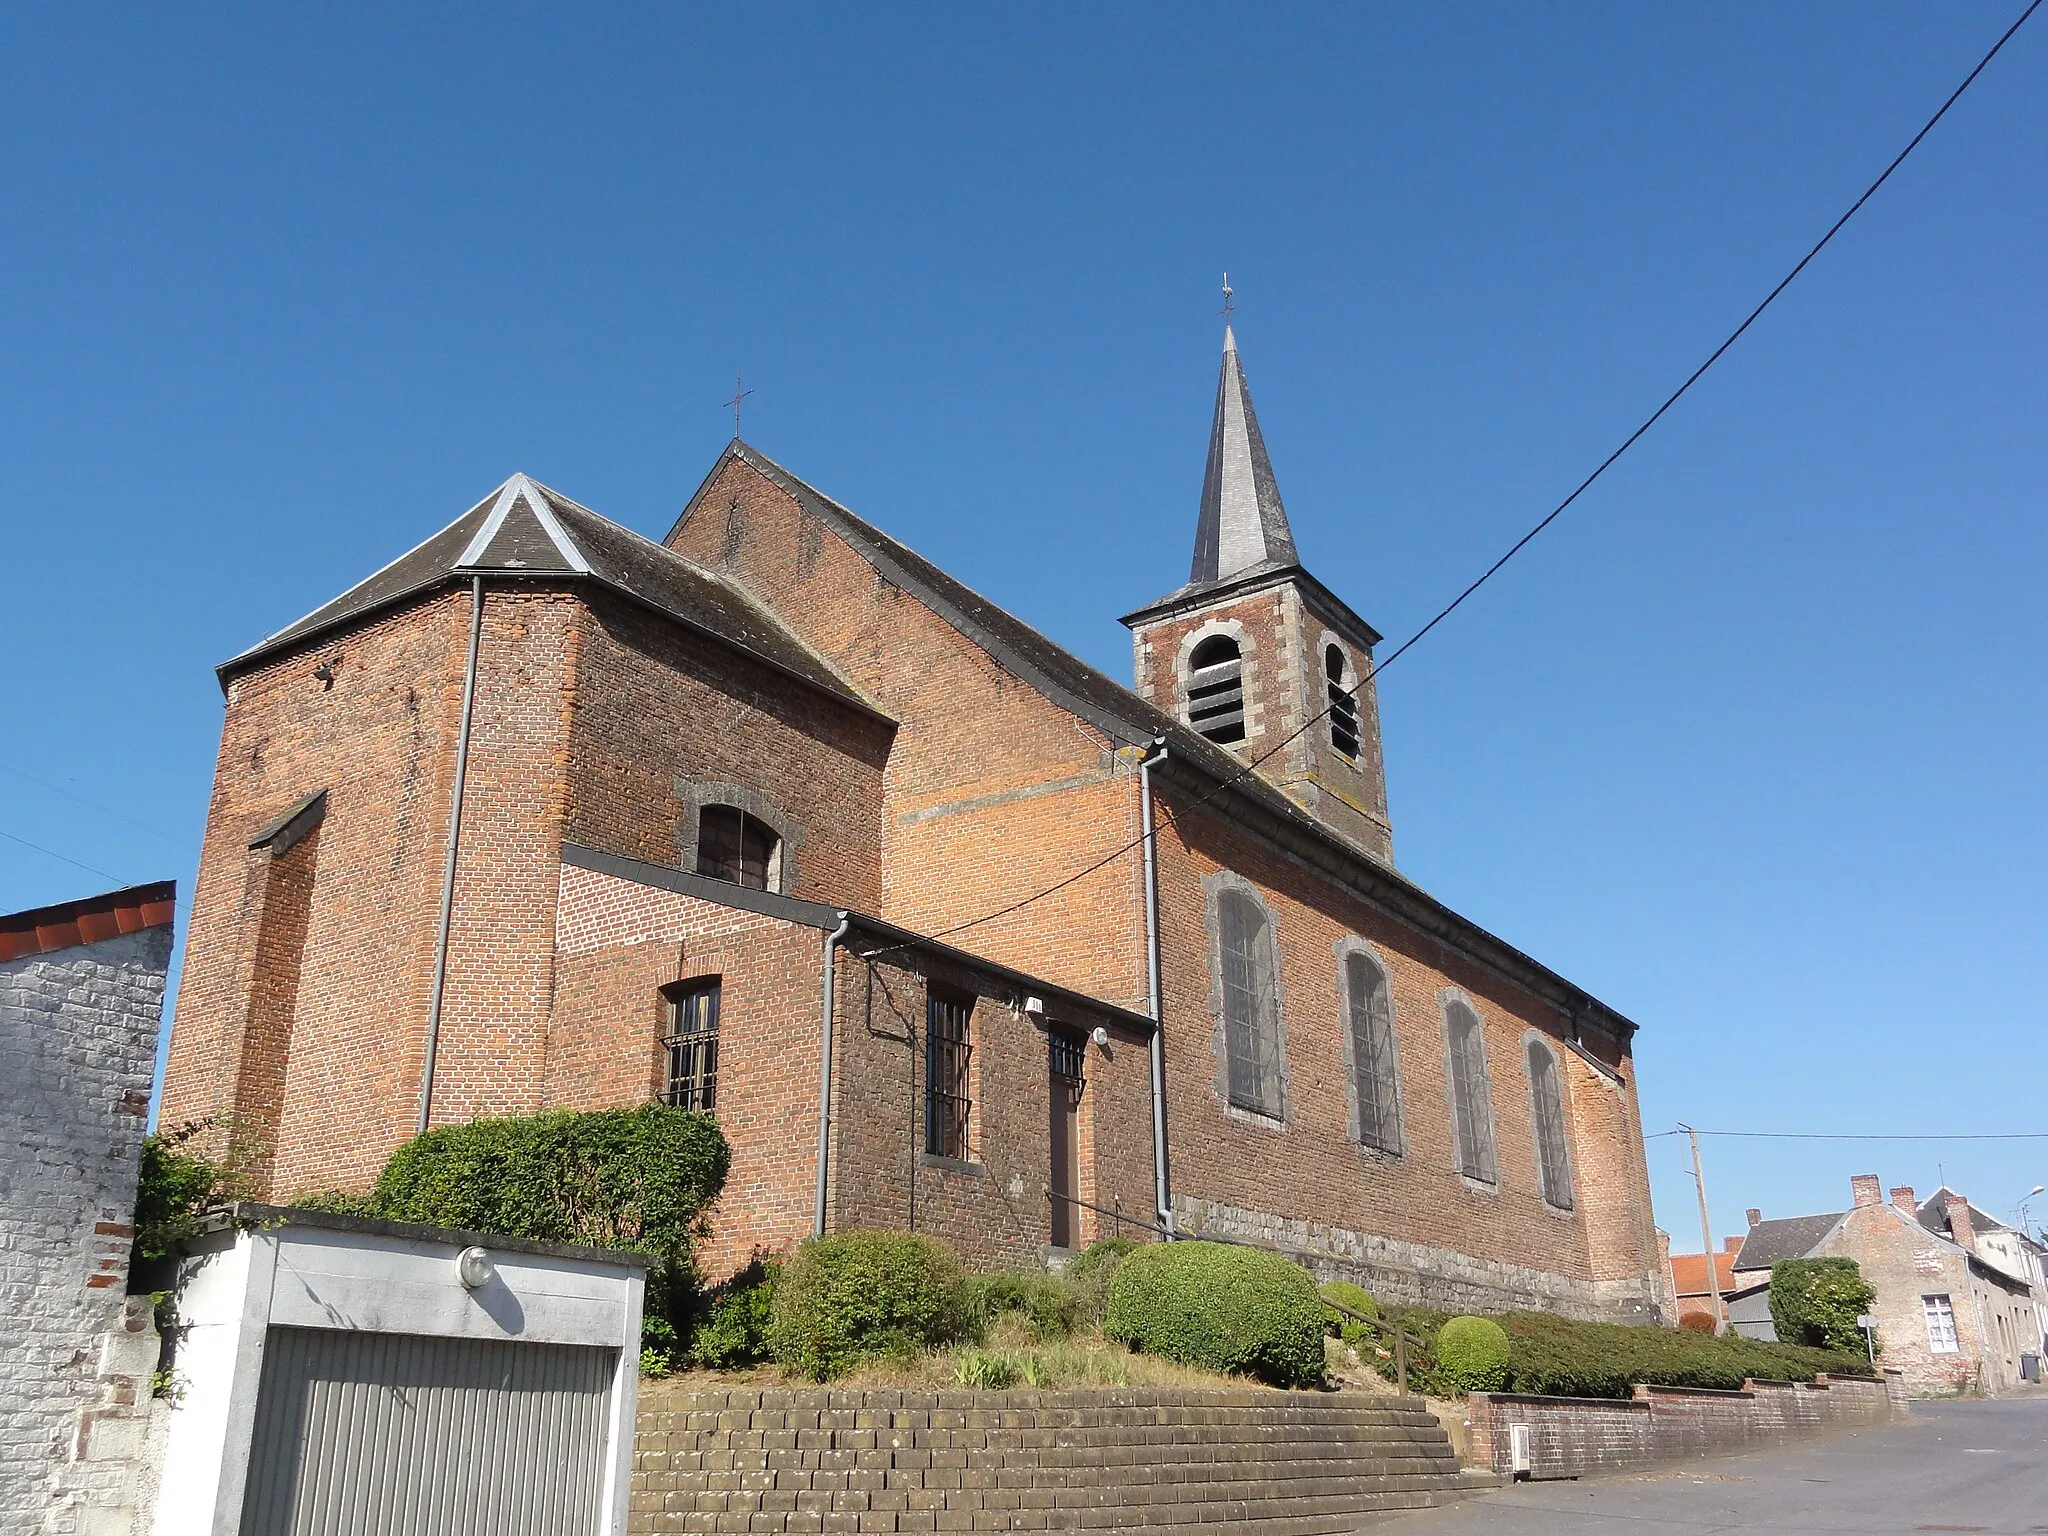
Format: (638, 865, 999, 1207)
(1344, 950, 1402, 1155)
(1326, 645, 1360, 759)
(1526, 1039, 1573, 1209)
(1445, 999, 1498, 1184)
(660, 979, 720, 1111)
(1186, 635, 1247, 745)
(925, 991, 973, 1160)
(1218, 888, 1284, 1118)
(696, 804, 779, 890)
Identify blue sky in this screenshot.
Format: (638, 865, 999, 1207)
(5, 4, 2044, 1249)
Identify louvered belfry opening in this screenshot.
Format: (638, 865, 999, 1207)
(1326, 645, 1360, 759)
(1187, 635, 1247, 745)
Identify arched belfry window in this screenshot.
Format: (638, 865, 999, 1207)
(1187, 635, 1247, 745)
(1527, 1039, 1574, 1209)
(697, 804, 780, 890)
(1217, 888, 1283, 1117)
(1444, 998, 1498, 1184)
(1344, 950, 1402, 1155)
(1326, 645, 1360, 760)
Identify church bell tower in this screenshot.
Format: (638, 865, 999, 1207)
(1122, 326, 1394, 865)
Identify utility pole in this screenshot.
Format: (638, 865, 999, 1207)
(1679, 1123, 1726, 1334)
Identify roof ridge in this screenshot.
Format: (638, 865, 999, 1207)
(458, 473, 593, 574)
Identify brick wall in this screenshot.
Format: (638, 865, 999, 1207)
(0, 924, 170, 1535)
(1465, 1371, 1901, 1481)
(630, 1386, 1484, 1534)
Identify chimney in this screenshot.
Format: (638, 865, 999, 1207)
(1746, 1208, 1761, 1227)
(1723, 1236, 1743, 1253)
(1851, 1174, 1882, 1208)
(1945, 1193, 1976, 1254)
(1891, 1185, 1916, 1214)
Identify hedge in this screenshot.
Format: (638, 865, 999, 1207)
(1770, 1258, 1876, 1355)
(1103, 1240, 1325, 1388)
(768, 1230, 974, 1380)
(1386, 1307, 1872, 1399)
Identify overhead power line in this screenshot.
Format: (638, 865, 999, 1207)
(915, 0, 2041, 948)
(1650, 1128, 2048, 1143)
(0, 827, 124, 884)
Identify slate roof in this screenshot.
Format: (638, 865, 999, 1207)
(680, 441, 1639, 1044)
(1732, 1213, 1845, 1272)
(1916, 1188, 2010, 1241)
(1190, 326, 1297, 585)
(219, 474, 883, 718)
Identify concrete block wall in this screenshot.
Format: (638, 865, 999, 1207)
(0, 923, 171, 1535)
(1466, 1371, 1902, 1481)
(630, 1386, 1487, 1535)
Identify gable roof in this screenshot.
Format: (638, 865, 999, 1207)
(1732, 1213, 1845, 1272)
(219, 474, 885, 719)
(1668, 1249, 1741, 1299)
(1916, 1187, 2010, 1240)
(677, 441, 1639, 1045)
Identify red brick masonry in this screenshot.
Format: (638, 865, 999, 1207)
(1466, 1371, 1904, 1479)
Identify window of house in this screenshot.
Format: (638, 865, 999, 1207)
(1527, 1039, 1574, 1209)
(1923, 1294, 1959, 1353)
(661, 979, 720, 1111)
(1218, 888, 1284, 1118)
(697, 804, 779, 890)
(1326, 645, 1360, 760)
(1445, 999, 1498, 1184)
(1187, 635, 1247, 745)
(1344, 950, 1401, 1155)
(925, 991, 973, 1160)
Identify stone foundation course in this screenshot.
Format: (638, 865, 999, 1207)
(1466, 1371, 1903, 1481)
(631, 1386, 1493, 1534)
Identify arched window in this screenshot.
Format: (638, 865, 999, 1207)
(1217, 888, 1283, 1117)
(1326, 645, 1360, 759)
(1187, 635, 1247, 745)
(1344, 950, 1402, 1154)
(1526, 1039, 1573, 1209)
(696, 803, 780, 890)
(1444, 999, 1498, 1183)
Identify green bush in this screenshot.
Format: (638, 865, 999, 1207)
(1770, 1258, 1876, 1355)
(690, 1258, 779, 1369)
(1319, 1280, 1379, 1345)
(974, 1270, 1081, 1342)
(131, 1123, 247, 1276)
(1068, 1237, 1138, 1323)
(285, 1188, 379, 1218)
(1103, 1240, 1326, 1388)
(768, 1230, 974, 1380)
(373, 1104, 729, 1253)
(1437, 1317, 1510, 1391)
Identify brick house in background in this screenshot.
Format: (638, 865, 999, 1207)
(1, 882, 176, 1535)
(161, 328, 1669, 1317)
(1731, 1175, 2040, 1395)
(1665, 1237, 1748, 1331)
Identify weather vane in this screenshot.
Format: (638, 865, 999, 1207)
(1220, 273, 1235, 321)
(725, 374, 755, 437)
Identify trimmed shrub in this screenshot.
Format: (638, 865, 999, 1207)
(690, 1258, 779, 1369)
(373, 1104, 729, 1253)
(1436, 1317, 1510, 1391)
(768, 1230, 973, 1380)
(1068, 1237, 1138, 1323)
(1770, 1258, 1876, 1355)
(1103, 1240, 1325, 1388)
(1678, 1310, 1718, 1333)
(1319, 1280, 1379, 1345)
(972, 1270, 1081, 1342)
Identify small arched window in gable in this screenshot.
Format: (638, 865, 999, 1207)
(1326, 645, 1360, 760)
(1187, 635, 1247, 745)
(697, 804, 780, 890)
(1445, 999, 1498, 1184)
(1527, 1039, 1574, 1209)
(1217, 888, 1283, 1117)
(1344, 950, 1402, 1155)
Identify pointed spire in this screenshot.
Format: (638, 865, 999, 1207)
(1189, 326, 1298, 584)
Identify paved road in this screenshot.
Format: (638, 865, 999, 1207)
(1371, 1394, 2048, 1535)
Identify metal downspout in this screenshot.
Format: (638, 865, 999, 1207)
(1140, 737, 1174, 1236)
(813, 911, 853, 1237)
(418, 575, 484, 1133)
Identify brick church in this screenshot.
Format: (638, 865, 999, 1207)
(163, 329, 1669, 1319)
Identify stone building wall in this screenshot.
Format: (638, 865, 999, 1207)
(0, 913, 171, 1535)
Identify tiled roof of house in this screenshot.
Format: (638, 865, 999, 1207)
(1668, 1249, 1742, 1298)
(0, 881, 176, 963)
(1732, 1213, 1845, 1272)
(218, 474, 885, 719)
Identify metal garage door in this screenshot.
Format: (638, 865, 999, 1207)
(240, 1327, 617, 1536)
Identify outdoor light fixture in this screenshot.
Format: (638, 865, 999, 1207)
(456, 1246, 495, 1290)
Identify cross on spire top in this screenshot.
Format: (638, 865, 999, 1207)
(1220, 272, 1235, 322)
(725, 374, 755, 438)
